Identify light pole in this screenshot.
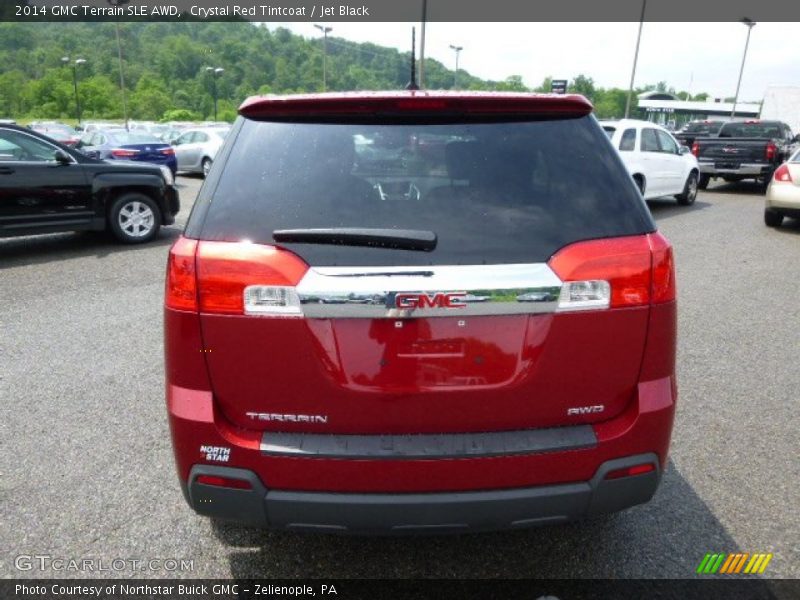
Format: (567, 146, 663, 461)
(205, 67, 224, 122)
(624, 0, 647, 119)
(731, 18, 756, 119)
(449, 45, 463, 89)
(314, 24, 333, 92)
(62, 57, 87, 125)
(419, 0, 427, 88)
(106, 0, 129, 130)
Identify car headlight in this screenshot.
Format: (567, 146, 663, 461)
(160, 165, 174, 185)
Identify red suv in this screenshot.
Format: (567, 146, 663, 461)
(165, 92, 677, 533)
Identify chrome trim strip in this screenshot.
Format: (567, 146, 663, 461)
(295, 264, 563, 318)
(260, 425, 597, 460)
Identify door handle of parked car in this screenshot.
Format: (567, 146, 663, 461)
(0, 167, 15, 175)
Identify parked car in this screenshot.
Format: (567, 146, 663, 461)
(764, 148, 800, 227)
(692, 120, 800, 190)
(159, 126, 188, 145)
(0, 124, 178, 243)
(28, 122, 81, 147)
(77, 129, 177, 175)
(172, 126, 229, 177)
(674, 119, 726, 148)
(165, 92, 677, 533)
(81, 121, 121, 134)
(600, 119, 699, 205)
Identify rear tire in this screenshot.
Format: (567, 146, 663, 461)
(108, 193, 161, 244)
(759, 175, 771, 194)
(202, 158, 212, 178)
(698, 174, 710, 190)
(633, 175, 645, 196)
(764, 209, 783, 228)
(676, 172, 698, 206)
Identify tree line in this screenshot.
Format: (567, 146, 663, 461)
(0, 21, 706, 122)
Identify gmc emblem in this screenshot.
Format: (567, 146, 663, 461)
(394, 292, 467, 309)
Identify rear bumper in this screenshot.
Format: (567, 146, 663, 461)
(167, 372, 676, 532)
(698, 161, 772, 177)
(766, 183, 800, 211)
(183, 453, 661, 534)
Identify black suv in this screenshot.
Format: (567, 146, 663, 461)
(0, 124, 179, 243)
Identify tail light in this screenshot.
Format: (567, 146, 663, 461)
(765, 142, 777, 162)
(165, 237, 198, 311)
(691, 142, 700, 157)
(548, 233, 675, 311)
(195, 241, 308, 316)
(772, 163, 792, 183)
(648, 231, 676, 303)
(160, 147, 175, 156)
(165, 238, 309, 316)
(111, 148, 139, 158)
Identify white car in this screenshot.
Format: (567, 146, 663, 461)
(172, 126, 230, 177)
(600, 119, 700, 205)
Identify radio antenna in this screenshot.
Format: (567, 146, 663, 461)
(405, 26, 419, 90)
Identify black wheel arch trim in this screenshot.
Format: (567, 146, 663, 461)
(92, 173, 172, 218)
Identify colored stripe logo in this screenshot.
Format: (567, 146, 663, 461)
(696, 553, 773, 574)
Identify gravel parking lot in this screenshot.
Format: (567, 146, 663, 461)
(1, 176, 798, 579)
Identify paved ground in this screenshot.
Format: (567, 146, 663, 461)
(1, 177, 798, 579)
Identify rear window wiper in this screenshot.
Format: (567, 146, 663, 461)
(272, 228, 437, 252)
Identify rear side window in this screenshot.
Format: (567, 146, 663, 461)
(655, 130, 678, 154)
(682, 121, 723, 135)
(641, 128, 660, 152)
(191, 115, 653, 266)
(619, 128, 636, 151)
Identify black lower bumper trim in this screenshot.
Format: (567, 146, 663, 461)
(186, 453, 661, 534)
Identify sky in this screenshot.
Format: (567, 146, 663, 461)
(268, 22, 799, 102)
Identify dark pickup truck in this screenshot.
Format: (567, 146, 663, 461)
(0, 124, 179, 243)
(692, 120, 799, 190)
(674, 119, 726, 148)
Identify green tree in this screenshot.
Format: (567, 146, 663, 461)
(129, 74, 172, 119)
(494, 75, 528, 92)
(569, 74, 596, 101)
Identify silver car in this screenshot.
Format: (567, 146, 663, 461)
(173, 126, 229, 177)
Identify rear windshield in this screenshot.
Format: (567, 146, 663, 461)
(718, 122, 782, 138)
(190, 115, 653, 266)
(681, 121, 723, 135)
(109, 131, 162, 144)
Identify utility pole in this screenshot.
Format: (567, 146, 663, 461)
(731, 19, 756, 119)
(107, 0, 129, 129)
(624, 0, 647, 119)
(205, 67, 224, 121)
(314, 24, 333, 92)
(449, 45, 463, 89)
(62, 57, 87, 125)
(419, 0, 427, 89)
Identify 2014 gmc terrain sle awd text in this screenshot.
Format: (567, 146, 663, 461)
(164, 91, 677, 534)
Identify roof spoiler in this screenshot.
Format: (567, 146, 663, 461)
(238, 92, 593, 120)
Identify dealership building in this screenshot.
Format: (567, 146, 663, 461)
(637, 91, 761, 128)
